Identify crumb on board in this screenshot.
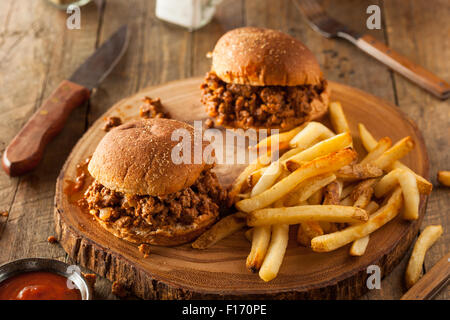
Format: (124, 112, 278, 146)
(138, 243, 151, 258)
(102, 116, 122, 132)
(82, 272, 97, 289)
(139, 96, 170, 119)
(204, 118, 215, 129)
(47, 236, 58, 244)
(112, 280, 129, 298)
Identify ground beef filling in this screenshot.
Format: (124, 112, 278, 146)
(84, 169, 224, 231)
(200, 71, 327, 129)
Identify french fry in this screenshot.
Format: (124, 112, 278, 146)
(234, 211, 247, 218)
(297, 197, 324, 246)
(336, 179, 344, 197)
(349, 236, 370, 256)
(192, 214, 246, 249)
(398, 170, 420, 220)
(364, 201, 380, 214)
(358, 123, 432, 194)
(297, 225, 311, 247)
(289, 122, 335, 149)
(360, 137, 392, 165)
(308, 189, 324, 205)
(247, 167, 267, 189)
(374, 168, 420, 220)
(405, 225, 443, 288)
(350, 179, 376, 204)
(322, 180, 341, 234)
(236, 148, 357, 213)
(371, 136, 415, 170)
(254, 126, 304, 152)
(244, 228, 253, 242)
(283, 132, 352, 171)
(323, 180, 341, 205)
(336, 163, 383, 181)
(341, 183, 356, 200)
(247, 205, 368, 226)
(228, 152, 273, 206)
(283, 173, 336, 206)
(349, 201, 380, 256)
(340, 196, 354, 206)
(358, 123, 378, 151)
(236, 192, 251, 199)
(259, 224, 289, 282)
(285, 160, 302, 172)
(319, 221, 339, 234)
(437, 170, 450, 187)
(272, 197, 286, 208)
(353, 188, 374, 209)
(329, 101, 350, 134)
(246, 226, 271, 272)
(391, 162, 432, 195)
(374, 169, 402, 198)
(350, 179, 377, 201)
(276, 166, 290, 180)
(297, 221, 324, 247)
(251, 161, 283, 197)
(298, 174, 336, 203)
(311, 188, 403, 252)
(279, 146, 304, 161)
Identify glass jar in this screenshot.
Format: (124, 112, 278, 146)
(155, 0, 222, 31)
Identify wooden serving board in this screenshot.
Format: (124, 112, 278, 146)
(54, 77, 429, 299)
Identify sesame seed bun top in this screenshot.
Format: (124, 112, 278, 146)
(212, 27, 324, 86)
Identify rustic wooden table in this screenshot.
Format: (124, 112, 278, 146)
(0, 0, 448, 300)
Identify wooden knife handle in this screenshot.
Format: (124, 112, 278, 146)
(401, 252, 450, 300)
(2, 80, 90, 177)
(356, 34, 450, 100)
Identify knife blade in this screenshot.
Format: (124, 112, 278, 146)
(2, 25, 129, 177)
(70, 25, 129, 90)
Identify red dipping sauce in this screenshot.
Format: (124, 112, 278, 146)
(0, 271, 82, 300)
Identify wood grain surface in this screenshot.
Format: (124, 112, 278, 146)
(0, 0, 448, 299)
(55, 78, 429, 299)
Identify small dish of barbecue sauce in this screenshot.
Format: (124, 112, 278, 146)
(0, 271, 81, 300)
(0, 258, 91, 300)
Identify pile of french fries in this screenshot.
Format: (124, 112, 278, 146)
(192, 101, 433, 283)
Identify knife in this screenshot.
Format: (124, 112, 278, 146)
(2, 25, 129, 177)
(293, 0, 450, 100)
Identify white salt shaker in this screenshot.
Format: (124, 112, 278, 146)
(156, 0, 222, 31)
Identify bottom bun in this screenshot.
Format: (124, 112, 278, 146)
(92, 212, 217, 247)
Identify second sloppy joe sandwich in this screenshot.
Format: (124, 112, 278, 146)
(84, 118, 225, 246)
(201, 27, 330, 131)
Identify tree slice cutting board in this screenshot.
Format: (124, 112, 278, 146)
(54, 77, 429, 299)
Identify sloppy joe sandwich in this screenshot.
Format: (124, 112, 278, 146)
(84, 118, 225, 246)
(201, 27, 330, 131)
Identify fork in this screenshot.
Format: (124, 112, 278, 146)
(293, 0, 450, 100)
